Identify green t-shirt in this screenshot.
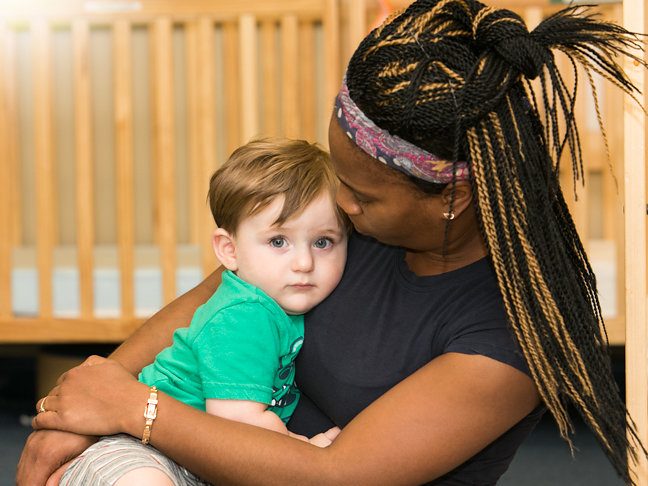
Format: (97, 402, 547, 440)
(139, 271, 304, 423)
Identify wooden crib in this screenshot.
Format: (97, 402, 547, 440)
(0, 0, 635, 346)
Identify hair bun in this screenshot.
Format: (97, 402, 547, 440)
(472, 7, 547, 79)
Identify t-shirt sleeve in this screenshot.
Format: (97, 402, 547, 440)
(194, 303, 281, 404)
(444, 309, 530, 376)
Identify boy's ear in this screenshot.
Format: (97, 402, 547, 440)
(212, 228, 238, 271)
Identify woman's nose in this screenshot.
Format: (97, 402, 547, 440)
(336, 186, 361, 215)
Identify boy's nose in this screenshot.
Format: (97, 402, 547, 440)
(292, 247, 314, 273)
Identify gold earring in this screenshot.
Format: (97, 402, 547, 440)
(443, 211, 455, 220)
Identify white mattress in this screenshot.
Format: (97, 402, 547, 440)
(10, 240, 618, 319)
(11, 244, 205, 318)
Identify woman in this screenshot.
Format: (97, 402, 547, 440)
(18, 0, 646, 484)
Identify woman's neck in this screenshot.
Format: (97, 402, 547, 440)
(404, 208, 488, 276)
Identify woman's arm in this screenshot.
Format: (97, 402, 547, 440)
(16, 269, 222, 486)
(33, 352, 540, 485)
(110, 268, 222, 374)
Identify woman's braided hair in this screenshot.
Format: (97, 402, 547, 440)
(346, 0, 646, 482)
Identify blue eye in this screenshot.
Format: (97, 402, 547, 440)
(313, 237, 333, 249)
(269, 237, 287, 248)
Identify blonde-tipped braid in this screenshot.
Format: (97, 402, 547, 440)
(345, 0, 647, 482)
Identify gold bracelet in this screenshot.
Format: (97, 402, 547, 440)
(141, 386, 158, 445)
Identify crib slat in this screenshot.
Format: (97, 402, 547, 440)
(624, 0, 648, 478)
(114, 20, 135, 317)
(299, 21, 316, 141)
(346, 0, 366, 63)
(223, 21, 241, 153)
(185, 21, 201, 246)
(33, 19, 55, 317)
(198, 18, 218, 277)
(604, 4, 625, 335)
(323, 0, 340, 119)
(521, 7, 542, 29)
(0, 21, 11, 318)
(3, 28, 21, 248)
(281, 14, 299, 138)
(153, 17, 177, 305)
(239, 14, 259, 143)
(261, 20, 278, 137)
(72, 20, 95, 318)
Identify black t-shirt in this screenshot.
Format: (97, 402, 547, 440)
(289, 232, 543, 485)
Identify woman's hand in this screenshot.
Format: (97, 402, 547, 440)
(16, 429, 96, 486)
(32, 355, 149, 437)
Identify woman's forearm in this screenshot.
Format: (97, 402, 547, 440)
(125, 391, 335, 485)
(117, 354, 539, 486)
(34, 352, 538, 485)
(109, 268, 222, 375)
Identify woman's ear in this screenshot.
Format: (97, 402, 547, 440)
(212, 228, 238, 271)
(441, 181, 473, 219)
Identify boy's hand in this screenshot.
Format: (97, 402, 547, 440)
(288, 426, 341, 447)
(308, 426, 342, 447)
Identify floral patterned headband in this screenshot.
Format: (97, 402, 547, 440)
(334, 80, 470, 184)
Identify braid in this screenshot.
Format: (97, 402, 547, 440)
(346, 0, 647, 482)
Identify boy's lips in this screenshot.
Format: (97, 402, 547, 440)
(290, 283, 315, 290)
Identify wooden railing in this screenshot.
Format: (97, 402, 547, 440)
(0, 0, 636, 345)
(0, 0, 340, 342)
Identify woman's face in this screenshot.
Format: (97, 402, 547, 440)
(328, 114, 442, 250)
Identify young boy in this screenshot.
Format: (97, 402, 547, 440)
(60, 138, 348, 486)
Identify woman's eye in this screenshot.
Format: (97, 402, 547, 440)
(313, 237, 333, 249)
(269, 237, 287, 248)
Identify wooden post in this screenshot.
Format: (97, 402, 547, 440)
(0, 20, 11, 318)
(114, 20, 135, 318)
(185, 21, 201, 246)
(346, 0, 366, 63)
(239, 14, 259, 143)
(152, 17, 177, 305)
(261, 20, 278, 136)
(72, 20, 95, 319)
(323, 0, 340, 122)
(623, 0, 647, 483)
(281, 14, 299, 138)
(33, 19, 55, 318)
(3, 27, 20, 248)
(299, 21, 316, 141)
(197, 18, 217, 277)
(223, 21, 241, 154)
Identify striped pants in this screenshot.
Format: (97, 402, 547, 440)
(60, 434, 211, 486)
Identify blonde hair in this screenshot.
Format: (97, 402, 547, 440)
(208, 138, 345, 234)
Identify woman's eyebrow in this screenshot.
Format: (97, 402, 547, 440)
(338, 178, 372, 199)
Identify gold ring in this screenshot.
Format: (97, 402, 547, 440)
(38, 396, 47, 413)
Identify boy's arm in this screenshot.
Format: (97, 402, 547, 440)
(206, 399, 289, 435)
(205, 399, 340, 446)
(110, 268, 223, 375)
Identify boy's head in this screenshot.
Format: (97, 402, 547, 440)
(209, 138, 348, 315)
(208, 138, 346, 234)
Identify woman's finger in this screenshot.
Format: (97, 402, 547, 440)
(35, 396, 46, 414)
(32, 409, 60, 431)
(82, 355, 106, 366)
(54, 355, 104, 387)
